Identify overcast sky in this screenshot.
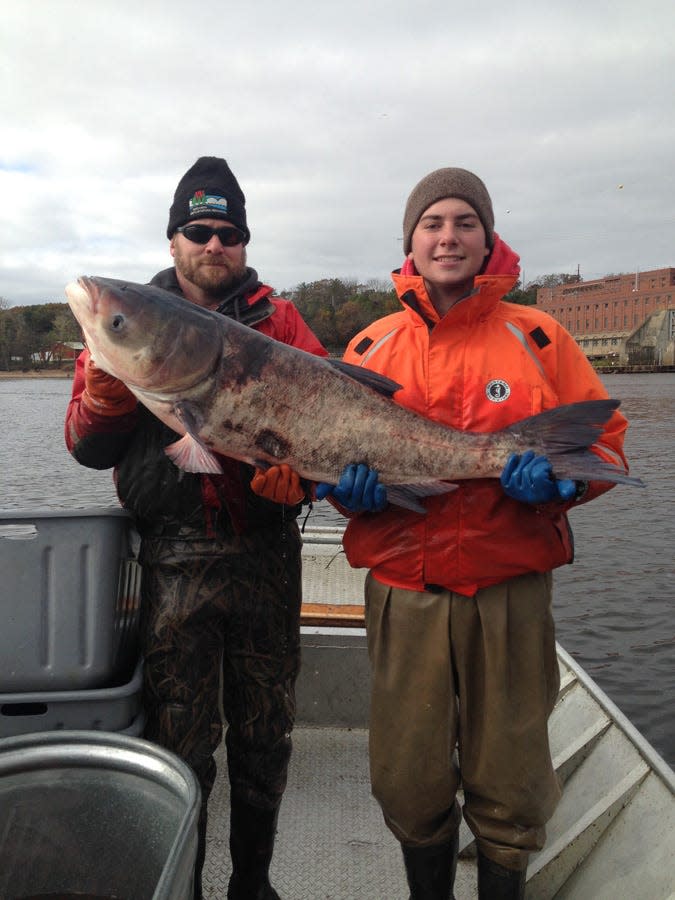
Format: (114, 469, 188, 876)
(2, 0, 673, 307)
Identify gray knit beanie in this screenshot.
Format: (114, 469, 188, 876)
(402, 167, 494, 254)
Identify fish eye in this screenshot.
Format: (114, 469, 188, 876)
(111, 313, 125, 331)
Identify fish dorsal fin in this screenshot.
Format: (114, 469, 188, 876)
(328, 360, 402, 397)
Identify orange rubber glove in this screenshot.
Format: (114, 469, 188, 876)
(82, 357, 137, 416)
(250, 464, 306, 505)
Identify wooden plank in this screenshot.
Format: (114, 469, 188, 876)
(300, 603, 365, 628)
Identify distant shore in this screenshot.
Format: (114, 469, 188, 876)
(0, 370, 73, 379)
(1, 365, 672, 381)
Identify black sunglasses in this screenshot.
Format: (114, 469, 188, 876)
(175, 224, 245, 246)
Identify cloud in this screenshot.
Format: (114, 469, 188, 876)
(1, 0, 673, 305)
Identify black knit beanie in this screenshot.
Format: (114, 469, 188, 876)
(167, 156, 250, 243)
(402, 167, 494, 254)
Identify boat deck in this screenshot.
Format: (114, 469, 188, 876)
(204, 531, 473, 898)
(205, 528, 675, 900)
(204, 725, 449, 899)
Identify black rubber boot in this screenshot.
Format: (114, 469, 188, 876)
(401, 829, 459, 899)
(227, 798, 282, 900)
(477, 851, 526, 900)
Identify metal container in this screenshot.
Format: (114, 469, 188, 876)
(0, 731, 200, 900)
(0, 508, 142, 692)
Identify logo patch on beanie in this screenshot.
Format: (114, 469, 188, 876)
(189, 190, 229, 217)
(485, 379, 510, 402)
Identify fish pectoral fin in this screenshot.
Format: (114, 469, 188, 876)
(164, 434, 223, 475)
(387, 481, 457, 514)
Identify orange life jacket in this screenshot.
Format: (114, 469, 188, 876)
(341, 248, 629, 597)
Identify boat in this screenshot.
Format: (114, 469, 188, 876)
(1, 511, 673, 899)
(227, 525, 675, 899)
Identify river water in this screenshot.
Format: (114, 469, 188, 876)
(1, 374, 673, 765)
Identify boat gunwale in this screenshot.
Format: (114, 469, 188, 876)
(556, 643, 675, 792)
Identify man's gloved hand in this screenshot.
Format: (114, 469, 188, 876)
(250, 464, 306, 505)
(500, 450, 576, 504)
(315, 463, 388, 513)
(82, 357, 137, 416)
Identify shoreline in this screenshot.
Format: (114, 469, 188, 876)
(2, 363, 673, 381)
(0, 370, 73, 379)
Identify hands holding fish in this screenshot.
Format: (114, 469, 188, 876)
(316, 453, 579, 512)
(500, 451, 577, 504)
(254, 453, 578, 512)
(315, 464, 388, 513)
(81, 356, 137, 417)
(250, 464, 306, 505)
(252, 463, 388, 512)
(315, 454, 579, 512)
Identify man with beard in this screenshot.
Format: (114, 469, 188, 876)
(65, 157, 327, 900)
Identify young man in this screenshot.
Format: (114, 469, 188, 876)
(65, 156, 327, 900)
(316, 168, 631, 899)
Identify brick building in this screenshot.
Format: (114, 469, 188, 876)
(536, 267, 675, 360)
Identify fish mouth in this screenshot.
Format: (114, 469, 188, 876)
(77, 276, 102, 313)
(78, 275, 133, 304)
(65, 278, 97, 320)
(68, 275, 119, 319)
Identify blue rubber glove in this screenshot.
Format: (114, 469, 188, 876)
(500, 451, 577, 504)
(315, 463, 388, 512)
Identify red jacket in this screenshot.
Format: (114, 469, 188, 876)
(340, 238, 630, 596)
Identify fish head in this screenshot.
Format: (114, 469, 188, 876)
(66, 276, 224, 395)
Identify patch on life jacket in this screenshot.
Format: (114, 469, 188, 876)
(486, 379, 511, 402)
(353, 337, 374, 355)
(529, 326, 551, 349)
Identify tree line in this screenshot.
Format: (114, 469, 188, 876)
(0, 274, 561, 370)
(282, 275, 541, 351)
(0, 300, 82, 371)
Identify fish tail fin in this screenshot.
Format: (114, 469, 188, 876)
(507, 399, 644, 487)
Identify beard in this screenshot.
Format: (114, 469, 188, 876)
(173, 244, 248, 297)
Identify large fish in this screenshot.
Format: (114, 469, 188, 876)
(66, 276, 642, 511)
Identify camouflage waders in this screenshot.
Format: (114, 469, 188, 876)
(139, 518, 302, 898)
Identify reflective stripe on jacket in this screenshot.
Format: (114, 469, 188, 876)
(341, 253, 629, 597)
